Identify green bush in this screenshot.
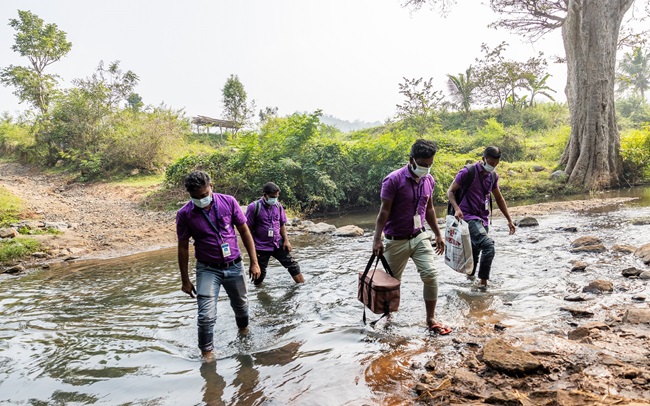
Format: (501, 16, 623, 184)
(621, 127, 650, 183)
(0, 186, 22, 227)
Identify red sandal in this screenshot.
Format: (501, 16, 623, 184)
(429, 322, 452, 335)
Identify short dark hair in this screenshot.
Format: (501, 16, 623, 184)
(184, 171, 211, 193)
(483, 146, 502, 159)
(410, 139, 438, 159)
(263, 182, 280, 195)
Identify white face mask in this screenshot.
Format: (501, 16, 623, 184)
(411, 163, 431, 178)
(482, 161, 496, 173)
(265, 197, 278, 206)
(191, 194, 212, 208)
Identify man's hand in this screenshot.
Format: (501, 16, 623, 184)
(181, 280, 196, 298)
(249, 262, 261, 281)
(433, 235, 444, 255)
(283, 240, 292, 252)
(373, 240, 384, 257)
(454, 209, 464, 221)
(508, 221, 516, 235)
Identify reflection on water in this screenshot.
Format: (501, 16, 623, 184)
(1, 186, 649, 405)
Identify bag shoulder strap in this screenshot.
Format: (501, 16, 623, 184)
(448, 163, 476, 215)
(250, 199, 262, 231)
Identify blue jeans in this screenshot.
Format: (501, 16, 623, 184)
(467, 220, 495, 281)
(195, 261, 249, 352)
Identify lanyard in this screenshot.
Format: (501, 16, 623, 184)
(411, 178, 423, 216)
(266, 203, 275, 226)
(200, 199, 224, 243)
(480, 170, 494, 198)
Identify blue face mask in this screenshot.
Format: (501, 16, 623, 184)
(192, 194, 212, 208)
(265, 197, 278, 206)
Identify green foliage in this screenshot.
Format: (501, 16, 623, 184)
(0, 186, 23, 227)
(0, 10, 72, 114)
(0, 237, 41, 262)
(616, 96, 650, 129)
(222, 74, 253, 129)
(617, 47, 650, 100)
(621, 127, 650, 184)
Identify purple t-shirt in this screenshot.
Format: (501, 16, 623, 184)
(380, 165, 435, 237)
(454, 162, 499, 226)
(246, 199, 287, 251)
(176, 193, 247, 263)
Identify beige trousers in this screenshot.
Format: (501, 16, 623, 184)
(383, 231, 439, 300)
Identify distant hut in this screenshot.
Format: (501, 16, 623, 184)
(191, 115, 240, 140)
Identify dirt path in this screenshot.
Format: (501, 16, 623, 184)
(0, 162, 177, 262)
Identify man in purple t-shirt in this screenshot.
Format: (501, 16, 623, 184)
(176, 171, 260, 361)
(373, 139, 449, 335)
(447, 146, 515, 290)
(246, 182, 303, 285)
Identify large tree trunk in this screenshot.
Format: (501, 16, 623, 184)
(560, 0, 633, 190)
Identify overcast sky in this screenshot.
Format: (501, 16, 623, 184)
(0, 0, 569, 123)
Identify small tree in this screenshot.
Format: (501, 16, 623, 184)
(395, 76, 444, 135)
(221, 74, 254, 132)
(0, 10, 72, 115)
(73, 60, 139, 110)
(446, 66, 476, 114)
(617, 46, 650, 100)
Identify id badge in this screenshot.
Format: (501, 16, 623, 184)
(413, 215, 422, 229)
(485, 197, 489, 210)
(221, 243, 231, 257)
(268, 228, 274, 237)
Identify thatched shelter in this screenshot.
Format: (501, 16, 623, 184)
(191, 115, 240, 138)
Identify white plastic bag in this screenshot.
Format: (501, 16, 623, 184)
(444, 215, 474, 274)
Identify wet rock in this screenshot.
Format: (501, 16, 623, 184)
(570, 244, 607, 253)
(481, 338, 545, 376)
(0, 228, 19, 238)
(307, 222, 337, 234)
(413, 382, 430, 395)
(560, 307, 594, 318)
(632, 296, 646, 302)
(635, 243, 650, 264)
(452, 368, 485, 389)
(556, 226, 578, 232)
(423, 359, 436, 371)
(41, 263, 50, 269)
(623, 309, 650, 325)
(623, 368, 641, 379)
(571, 236, 602, 248)
(632, 218, 650, 226)
(485, 390, 524, 406)
(464, 354, 481, 370)
(632, 377, 648, 385)
(516, 217, 539, 227)
(332, 225, 364, 237)
(564, 295, 588, 302)
(420, 372, 436, 384)
(622, 267, 643, 278)
(410, 361, 422, 370)
(67, 247, 86, 255)
(567, 322, 609, 340)
(613, 244, 637, 254)
(31, 252, 47, 258)
(570, 261, 588, 272)
(637, 270, 650, 280)
(3, 265, 25, 274)
(582, 280, 613, 294)
(494, 323, 506, 331)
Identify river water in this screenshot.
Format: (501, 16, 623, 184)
(1, 187, 649, 405)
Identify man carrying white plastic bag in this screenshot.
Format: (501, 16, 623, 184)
(444, 215, 474, 274)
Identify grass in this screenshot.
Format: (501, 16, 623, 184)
(0, 186, 22, 227)
(0, 237, 41, 262)
(108, 173, 165, 188)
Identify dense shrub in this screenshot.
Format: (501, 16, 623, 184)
(621, 127, 650, 184)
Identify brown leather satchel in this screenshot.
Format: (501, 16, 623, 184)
(358, 253, 400, 325)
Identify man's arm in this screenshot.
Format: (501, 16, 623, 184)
(178, 239, 196, 298)
(425, 196, 444, 255)
(492, 187, 516, 235)
(236, 222, 261, 280)
(280, 223, 291, 251)
(447, 181, 464, 220)
(373, 198, 393, 256)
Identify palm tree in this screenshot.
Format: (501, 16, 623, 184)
(617, 47, 650, 100)
(524, 73, 556, 107)
(446, 67, 476, 114)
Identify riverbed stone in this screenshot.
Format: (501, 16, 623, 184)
(622, 267, 643, 278)
(567, 322, 609, 340)
(0, 228, 19, 238)
(516, 217, 539, 227)
(570, 244, 606, 253)
(564, 295, 588, 302)
(639, 271, 650, 280)
(613, 244, 637, 254)
(332, 225, 364, 237)
(623, 309, 650, 325)
(583, 280, 613, 294)
(635, 243, 650, 264)
(481, 338, 545, 376)
(452, 368, 485, 389)
(632, 218, 650, 226)
(3, 265, 25, 274)
(560, 307, 594, 318)
(306, 222, 336, 234)
(485, 391, 524, 406)
(556, 226, 578, 232)
(570, 261, 588, 272)
(571, 236, 602, 248)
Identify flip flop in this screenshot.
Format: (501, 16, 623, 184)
(429, 322, 452, 335)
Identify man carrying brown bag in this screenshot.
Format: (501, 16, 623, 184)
(371, 139, 450, 335)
